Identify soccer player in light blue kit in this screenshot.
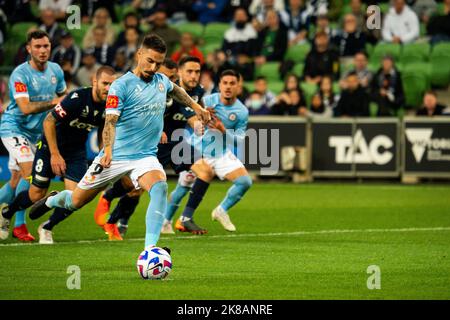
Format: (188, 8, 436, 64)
(27, 34, 210, 251)
(0, 30, 66, 241)
(178, 69, 253, 232)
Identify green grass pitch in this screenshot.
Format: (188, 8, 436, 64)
(0, 181, 449, 300)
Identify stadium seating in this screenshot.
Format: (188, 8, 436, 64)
(400, 43, 430, 64)
(255, 62, 281, 82)
(172, 22, 204, 38)
(284, 43, 311, 64)
(370, 43, 402, 66)
(203, 23, 230, 45)
(200, 42, 221, 55)
(402, 70, 430, 108)
(429, 43, 450, 87)
(300, 82, 318, 107)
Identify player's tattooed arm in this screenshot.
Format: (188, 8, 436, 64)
(100, 114, 118, 168)
(169, 84, 211, 123)
(16, 96, 65, 115)
(43, 112, 66, 176)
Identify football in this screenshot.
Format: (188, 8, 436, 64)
(137, 247, 172, 280)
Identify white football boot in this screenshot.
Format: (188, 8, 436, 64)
(211, 206, 236, 232)
(38, 223, 54, 244)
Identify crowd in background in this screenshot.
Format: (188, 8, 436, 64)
(0, 0, 449, 118)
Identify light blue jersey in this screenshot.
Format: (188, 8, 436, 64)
(190, 93, 248, 158)
(103, 71, 174, 161)
(0, 61, 66, 143)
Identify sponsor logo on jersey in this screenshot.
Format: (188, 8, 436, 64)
(69, 118, 97, 131)
(71, 92, 79, 99)
(106, 95, 119, 108)
(54, 104, 67, 118)
(14, 82, 27, 93)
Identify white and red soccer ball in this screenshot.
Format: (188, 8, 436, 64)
(137, 247, 172, 280)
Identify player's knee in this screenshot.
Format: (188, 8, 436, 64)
(235, 175, 252, 191)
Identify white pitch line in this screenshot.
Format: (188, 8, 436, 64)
(1, 226, 450, 248)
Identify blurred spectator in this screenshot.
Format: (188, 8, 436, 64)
(312, 14, 338, 40)
(246, 91, 273, 115)
(205, 49, 231, 83)
(39, 9, 65, 49)
(370, 55, 405, 116)
(52, 30, 82, 76)
(114, 12, 143, 49)
(319, 75, 339, 110)
(147, 9, 181, 55)
(116, 27, 140, 63)
(306, 0, 329, 19)
(333, 13, 366, 65)
(416, 91, 446, 116)
(222, 0, 253, 21)
(88, 26, 115, 66)
(250, 0, 285, 27)
(237, 73, 250, 101)
(192, 0, 229, 25)
(222, 7, 258, 80)
(343, 0, 365, 32)
(81, 0, 117, 23)
(412, 0, 437, 24)
(340, 51, 372, 90)
(334, 71, 370, 117)
(303, 31, 340, 84)
(39, 0, 72, 21)
(14, 25, 39, 66)
(171, 32, 205, 65)
(200, 70, 218, 96)
(254, 9, 288, 66)
(75, 49, 101, 87)
(304, 93, 333, 117)
(283, 73, 302, 91)
(0, 8, 5, 65)
(112, 50, 129, 74)
(382, 0, 419, 44)
(0, 0, 36, 24)
(279, 0, 310, 46)
(254, 76, 277, 108)
(61, 59, 79, 91)
(82, 7, 116, 49)
(427, 0, 450, 44)
(273, 88, 306, 115)
(132, 0, 163, 21)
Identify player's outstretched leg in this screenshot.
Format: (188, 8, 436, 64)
(176, 177, 209, 235)
(12, 178, 34, 241)
(94, 179, 130, 227)
(212, 174, 252, 232)
(104, 194, 140, 240)
(144, 180, 168, 248)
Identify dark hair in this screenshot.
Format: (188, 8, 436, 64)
(178, 56, 201, 67)
(219, 69, 240, 81)
(255, 76, 267, 82)
(124, 12, 139, 21)
(96, 65, 115, 79)
(346, 71, 358, 78)
(315, 31, 328, 39)
(283, 73, 300, 91)
(141, 33, 167, 53)
(424, 90, 437, 97)
(162, 58, 178, 70)
(27, 30, 50, 44)
(355, 51, 368, 59)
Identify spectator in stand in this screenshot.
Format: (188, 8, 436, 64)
(200, 70, 218, 96)
(333, 13, 366, 68)
(279, 0, 310, 46)
(75, 49, 101, 87)
(171, 32, 205, 65)
(382, 0, 420, 44)
(88, 26, 115, 66)
(343, 0, 365, 32)
(254, 9, 288, 67)
(254, 76, 277, 108)
(283, 73, 302, 91)
(311, 14, 338, 40)
(412, 0, 437, 24)
(222, 7, 258, 80)
(319, 75, 339, 111)
(131, 0, 162, 21)
(39, 9, 65, 49)
(192, 0, 229, 25)
(52, 30, 82, 77)
(246, 91, 273, 115)
(427, 0, 450, 44)
(39, 0, 72, 21)
(61, 59, 79, 92)
(340, 51, 372, 90)
(115, 27, 140, 67)
(237, 73, 250, 102)
(112, 50, 130, 74)
(303, 31, 340, 84)
(205, 49, 231, 83)
(82, 7, 116, 49)
(370, 55, 405, 116)
(0, 0, 36, 24)
(300, 93, 333, 118)
(114, 12, 143, 49)
(250, 0, 285, 29)
(14, 26, 39, 66)
(416, 91, 447, 116)
(334, 71, 370, 117)
(80, 0, 117, 23)
(147, 9, 181, 55)
(273, 88, 307, 115)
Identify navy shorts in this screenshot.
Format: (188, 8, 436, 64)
(157, 141, 195, 174)
(31, 142, 88, 189)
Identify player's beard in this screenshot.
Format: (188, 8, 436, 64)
(140, 71, 154, 83)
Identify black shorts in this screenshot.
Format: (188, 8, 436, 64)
(31, 142, 88, 189)
(157, 141, 195, 174)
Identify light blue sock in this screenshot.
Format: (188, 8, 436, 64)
(0, 181, 16, 205)
(165, 183, 190, 221)
(145, 181, 168, 248)
(220, 176, 252, 212)
(45, 190, 78, 211)
(14, 179, 30, 227)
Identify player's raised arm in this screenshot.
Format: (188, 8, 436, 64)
(168, 83, 210, 123)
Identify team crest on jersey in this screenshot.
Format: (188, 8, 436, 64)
(51, 75, 57, 84)
(229, 113, 237, 121)
(158, 82, 165, 92)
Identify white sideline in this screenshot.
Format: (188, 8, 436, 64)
(1, 226, 450, 247)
